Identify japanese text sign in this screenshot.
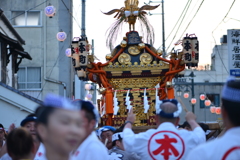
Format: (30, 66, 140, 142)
(228, 29, 240, 76)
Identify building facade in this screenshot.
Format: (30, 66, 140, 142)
(0, 0, 74, 100)
(0, 9, 41, 128)
(175, 35, 229, 123)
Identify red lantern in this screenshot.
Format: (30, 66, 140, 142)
(210, 106, 216, 113)
(200, 94, 205, 100)
(191, 98, 197, 104)
(204, 100, 211, 106)
(184, 93, 189, 98)
(215, 107, 221, 115)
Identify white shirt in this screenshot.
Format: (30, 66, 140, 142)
(123, 122, 206, 160)
(186, 127, 240, 160)
(34, 143, 46, 160)
(71, 131, 109, 160)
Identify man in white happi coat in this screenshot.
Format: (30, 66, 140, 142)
(123, 99, 206, 160)
(186, 77, 240, 160)
(71, 100, 109, 160)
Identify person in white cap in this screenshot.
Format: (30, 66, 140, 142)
(98, 126, 116, 150)
(186, 77, 240, 160)
(123, 99, 206, 160)
(108, 126, 140, 160)
(35, 94, 86, 160)
(71, 100, 108, 160)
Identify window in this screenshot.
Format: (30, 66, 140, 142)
(200, 94, 220, 108)
(12, 11, 41, 26)
(18, 67, 41, 89)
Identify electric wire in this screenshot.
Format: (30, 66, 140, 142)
(211, 0, 236, 74)
(159, 0, 191, 50)
(165, 0, 192, 52)
(179, 0, 205, 38)
(61, 0, 81, 30)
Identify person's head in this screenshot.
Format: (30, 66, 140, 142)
(21, 114, 37, 137)
(73, 100, 99, 139)
(35, 94, 86, 156)
(180, 121, 191, 131)
(112, 126, 124, 150)
(0, 124, 6, 141)
(221, 77, 240, 128)
(98, 126, 116, 150)
(156, 99, 181, 126)
(7, 128, 34, 160)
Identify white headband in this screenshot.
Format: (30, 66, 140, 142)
(156, 99, 182, 118)
(222, 85, 240, 103)
(112, 132, 123, 142)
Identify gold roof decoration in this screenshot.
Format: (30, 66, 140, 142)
(103, 0, 160, 50)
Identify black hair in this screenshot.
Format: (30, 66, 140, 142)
(7, 128, 33, 159)
(0, 123, 7, 139)
(34, 106, 55, 142)
(198, 123, 209, 133)
(222, 80, 240, 126)
(35, 106, 55, 126)
(74, 100, 96, 122)
(112, 125, 124, 147)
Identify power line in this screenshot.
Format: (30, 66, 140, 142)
(179, 0, 205, 38)
(211, 0, 236, 74)
(161, 0, 191, 48)
(165, 0, 192, 52)
(61, 0, 81, 30)
(36, 31, 71, 99)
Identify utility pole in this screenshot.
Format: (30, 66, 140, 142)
(80, 0, 86, 100)
(91, 39, 97, 105)
(145, 0, 166, 58)
(190, 71, 195, 113)
(161, 0, 166, 58)
(81, 0, 86, 38)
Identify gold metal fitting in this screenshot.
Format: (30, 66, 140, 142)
(123, 37, 127, 40)
(98, 87, 106, 94)
(157, 49, 163, 56)
(105, 54, 113, 61)
(166, 81, 172, 88)
(121, 40, 127, 48)
(138, 43, 145, 50)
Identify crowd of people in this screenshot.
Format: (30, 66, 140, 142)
(0, 77, 239, 160)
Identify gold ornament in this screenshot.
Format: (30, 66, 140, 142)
(166, 81, 172, 88)
(118, 53, 131, 64)
(120, 40, 127, 48)
(128, 45, 140, 55)
(157, 49, 163, 56)
(106, 54, 113, 61)
(138, 43, 145, 50)
(140, 53, 152, 64)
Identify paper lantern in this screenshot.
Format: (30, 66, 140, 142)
(204, 100, 211, 106)
(85, 84, 92, 90)
(199, 94, 205, 101)
(210, 106, 216, 113)
(215, 107, 221, 115)
(86, 93, 92, 100)
(191, 98, 197, 104)
(45, 4, 56, 18)
(56, 31, 67, 42)
(65, 48, 71, 57)
(184, 93, 189, 98)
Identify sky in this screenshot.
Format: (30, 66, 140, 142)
(72, 0, 240, 66)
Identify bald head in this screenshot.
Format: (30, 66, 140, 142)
(160, 102, 178, 113)
(157, 102, 179, 125)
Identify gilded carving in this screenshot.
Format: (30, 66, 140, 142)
(118, 53, 131, 65)
(128, 45, 141, 55)
(140, 53, 152, 64)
